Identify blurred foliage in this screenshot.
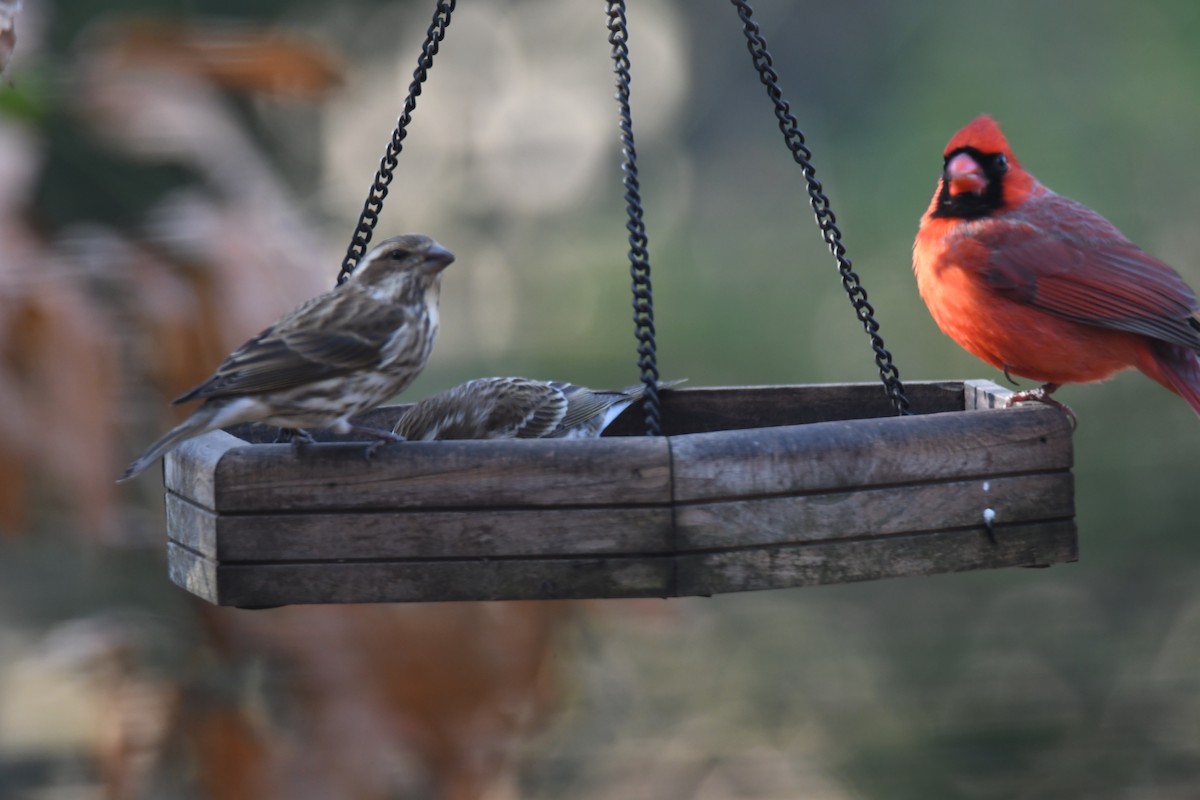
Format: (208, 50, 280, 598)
(1, 0, 1199, 798)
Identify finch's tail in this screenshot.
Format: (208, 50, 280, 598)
(620, 377, 689, 400)
(586, 377, 690, 436)
(547, 378, 688, 438)
(607, 378, 689, 429)
(1140, 343, 1200, 416)
(118, 406, 222, 482)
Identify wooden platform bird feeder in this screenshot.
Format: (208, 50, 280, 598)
(164, 380, 1076, 607)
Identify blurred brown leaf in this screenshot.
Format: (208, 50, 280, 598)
(93, 18, 343, 100)
(183, 602, 575, 800)
(182, 705, 271, 800)
(42, 615, 182, 800)
(124, 242, 227, 405)
(0, 266, 122, 539)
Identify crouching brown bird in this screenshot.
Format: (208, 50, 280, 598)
(119, 234, 454, 481)
(913, 115, 1200, 419)
(392, 377, 686, 441)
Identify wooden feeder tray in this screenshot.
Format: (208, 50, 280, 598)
(164, 380, 1076, 607)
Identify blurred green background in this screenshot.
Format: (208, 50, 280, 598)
(2, 0, 1199, 797)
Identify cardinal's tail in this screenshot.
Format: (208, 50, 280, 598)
(1140, 343, 1200, 417)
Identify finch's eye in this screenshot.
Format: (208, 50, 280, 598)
(391, 250, 409, 260)
(993, 154, 1008, 173)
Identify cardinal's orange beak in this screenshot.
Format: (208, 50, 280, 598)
(945, 152, 987, 196)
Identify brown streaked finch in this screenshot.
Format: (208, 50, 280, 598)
(392, 377, 687, 441)
(119, 234, 454, 481)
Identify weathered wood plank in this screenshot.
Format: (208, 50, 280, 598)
(201, 436, 672, 513)
(166, 492, 217, 558)
(160, 381, 1078, 606)
(604, 381, 968, 436)
(676, 519, 1078, 596)
(167, 541, 220, 603)
(204, 554, 675, 606)
(964, 379, 1014, 410)
(671, 402, 1072, 503)
(168, 470, 1072, 561)
(675, 471, 1074, 549)
(166, 494, 674, 560)
(164, 429, 245, 509)
(172, 518, 1077, 606)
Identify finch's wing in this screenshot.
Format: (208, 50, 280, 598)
(979, 197, 1200, 351)
(491, 380, 568, 438)
(396, 378, 567, 440)
(175, 296, 413, 402)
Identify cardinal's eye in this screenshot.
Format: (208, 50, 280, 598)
(993, 154, 1009, 174)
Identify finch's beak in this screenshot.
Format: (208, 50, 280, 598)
(424, 241, 455, 273)
(945, 152, 987, 196)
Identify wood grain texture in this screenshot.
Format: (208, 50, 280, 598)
(166, 493, 673, 560)
(164, 429, 246, 509)
(205, 436, 672, 513)
(604, 381, 968, 436)
(194, 554, 675, 606)
(675, 520, 1078, 596)
(670, 402, 1072, 503)
(166, 492, 217, 558)
(675, 471, 1074, 549)
(170, 517, 1078, 606)
(167, 541, 219, 602)
(965, 378, 1015, 410)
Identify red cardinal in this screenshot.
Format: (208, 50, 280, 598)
(913, 115, 1200, 419)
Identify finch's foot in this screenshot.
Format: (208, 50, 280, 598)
(283, 428, 316, 447)
(348, 424, 406, 458)
(1006, 383, 1077, 429)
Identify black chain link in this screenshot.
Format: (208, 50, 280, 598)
(731, 0, 911, 415)
(607, 1, 662, 436)
(337, 1, 456, 285)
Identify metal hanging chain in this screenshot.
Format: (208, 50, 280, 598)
(607, 0, 662, 435)
(730, 0, 911, 416)
(337, 1, 456, 285)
